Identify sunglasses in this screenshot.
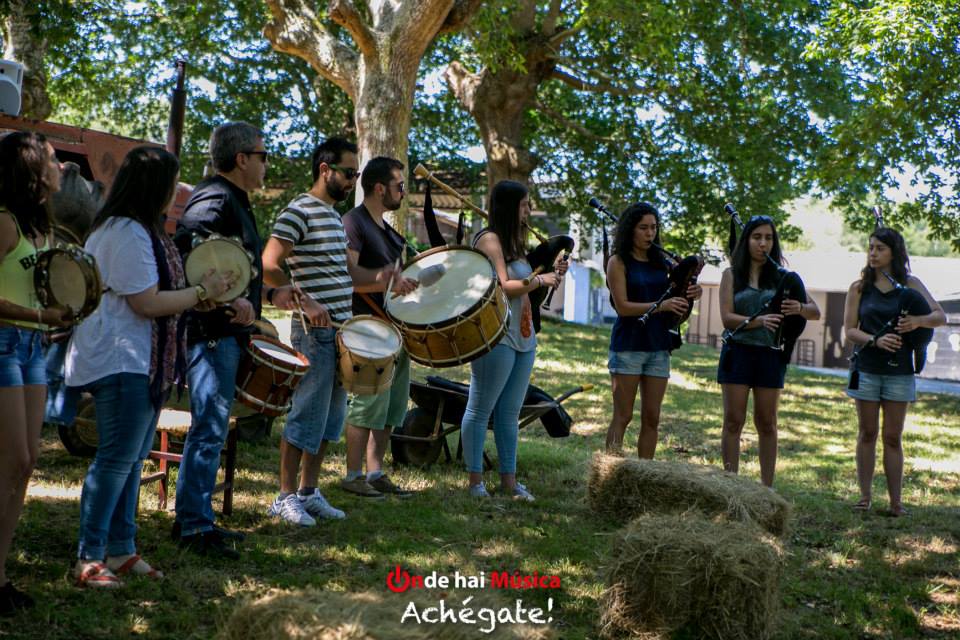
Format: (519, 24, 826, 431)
(748, 215, 774, 223)
(328, 163, 359, 180)
(242, 150, 269, 162)
(383, 180, 404, 193)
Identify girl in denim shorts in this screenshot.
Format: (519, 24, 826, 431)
(843, 227, 944, 516)
(605, 203, 702, 459)
(0, 132, 73, 615)
(717, 216, 820, 487)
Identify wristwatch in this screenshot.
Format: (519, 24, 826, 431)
(195, 284, 208, 301)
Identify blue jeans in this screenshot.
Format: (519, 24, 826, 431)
(0, 325, 45, 387)
(44, 338, 81, 425)
(283, 323, 347, 453)
(461, 343, 537, 474)
(77, 373, 162, 560)
(176, 338, 243, 536)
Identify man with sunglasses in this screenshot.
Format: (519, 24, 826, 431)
(340, 157, 418, 498)
(261, 139, 414, 526)
(173, 122, 300, 558)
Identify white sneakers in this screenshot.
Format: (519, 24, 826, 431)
(299, 489, 346, 519)
(268, 493, 316, 527)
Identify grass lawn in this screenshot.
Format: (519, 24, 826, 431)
(4, 318, 959, 639)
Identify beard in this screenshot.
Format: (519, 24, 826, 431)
(327, 178, 352, 203)
(383, 192, 403, 211)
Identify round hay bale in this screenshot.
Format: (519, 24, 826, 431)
(218, 588, 553, 640)
(586, 452, 791, 536)
(599, 513, 784, 640)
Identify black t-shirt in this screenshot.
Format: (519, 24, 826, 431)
(855, 284, 914, 374)
(342, 204, 405, 316)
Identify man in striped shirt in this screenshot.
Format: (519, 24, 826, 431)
(262, 138, 413, 526)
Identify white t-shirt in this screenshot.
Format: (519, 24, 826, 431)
(65, 218, 159, 387)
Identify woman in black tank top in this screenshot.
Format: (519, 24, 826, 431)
(842, 228, 944, 516)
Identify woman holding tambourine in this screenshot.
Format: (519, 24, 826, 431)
(843, 227, 944, 517)
(718, 215, 820, 487)
(0, 132, 74, 615)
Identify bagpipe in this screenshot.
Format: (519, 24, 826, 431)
(414, 163, 573, 333)
(721, 203, 808, 363)
(848, 208, 934, 387)
(589, 198, 704, 350)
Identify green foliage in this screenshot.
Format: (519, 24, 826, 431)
(807, 0, 960, 248)
(37, 1, 352, 184)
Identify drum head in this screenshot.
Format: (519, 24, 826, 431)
(250, 337, 304, 366)
(46, 253, 90, 311)
(386, 248, 494, 326)
(185, 238, 252, 302)
(340, 316, 401, 358)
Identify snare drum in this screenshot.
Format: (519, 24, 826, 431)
(34, 244, 103, 322)
(385, 247, 508, 367)
(184, 234, 255, 302)
(336, 315, 403, 395)
(235, 336, 310, 416)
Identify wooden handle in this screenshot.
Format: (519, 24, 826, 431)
(414, 162, 548, 243)
(523, 265, 545, 286)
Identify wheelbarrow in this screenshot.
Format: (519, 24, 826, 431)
(390, 375, 593, 467)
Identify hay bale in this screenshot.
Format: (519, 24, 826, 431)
(587, 452, 791, 536)
(599, 513, 784, 640)
(218, 588, 552, 640)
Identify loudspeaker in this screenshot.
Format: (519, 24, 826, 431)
(0, 59, 24, 116)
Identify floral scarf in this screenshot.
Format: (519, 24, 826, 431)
(148, 230, 188, 404)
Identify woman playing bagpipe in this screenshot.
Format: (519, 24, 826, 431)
(461, 180, 568, 501)
(605, 203, 702, 458)
(718, 215, 820, 487)
(843, 226, 944, 517)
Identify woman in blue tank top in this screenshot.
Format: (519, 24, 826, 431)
(462, 180, 567, 501)
(605, 203, 702, 458)
(718, 216, 819, 487)
(843, 227, 944, 516)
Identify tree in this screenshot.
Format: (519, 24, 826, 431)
(1, 0, 52, 118)
(436, 0, 852, 253)
(263, 0, 483, 219)
(806, 0, 960, 248)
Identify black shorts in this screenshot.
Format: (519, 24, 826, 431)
(717, 341, 787, 389)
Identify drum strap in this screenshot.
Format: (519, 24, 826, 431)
(358, 292, 390, 322)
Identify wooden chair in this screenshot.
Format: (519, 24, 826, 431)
(140, 409, 239, 515)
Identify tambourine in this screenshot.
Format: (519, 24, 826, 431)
(184, 234, 256, 303)
(34, 244, 103, 322)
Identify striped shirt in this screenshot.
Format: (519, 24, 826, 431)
(271, 193, 353, 323)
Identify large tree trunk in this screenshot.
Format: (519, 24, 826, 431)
(1, 0, 51, 119)
(445, 61, 553, 197)
(264, 0, 482, 230)
(444, 0, 567, 196)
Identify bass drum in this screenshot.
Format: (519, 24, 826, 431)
(385, 246, 508, 368)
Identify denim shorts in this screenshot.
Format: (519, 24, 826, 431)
(608, 349, 671, 378)
(717, 341, 786, 389)
(846, 371, 916, 403)
(346, 350, 410, 430)
(0, 325, 46, 387)
(283, 323, 347, 453)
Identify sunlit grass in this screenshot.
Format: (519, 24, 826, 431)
(8, 317, 960, 639)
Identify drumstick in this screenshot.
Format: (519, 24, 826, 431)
(385, 253, 403, 300)
(288, 274, 310, 334)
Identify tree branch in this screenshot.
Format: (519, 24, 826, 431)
(550, 67, 646, 97)
(535, 100, 613, 142)
(439, 0, 485, 33)
(263, 0, 359, 98)
(543, 0, 563, 35)
(546, 23, 585, 48)
(328, 0, 377, 58)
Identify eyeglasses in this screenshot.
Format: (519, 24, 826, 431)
(328, 163, 359, 180)
(242, 150, 269, 162)
(388, 181, 405, 193)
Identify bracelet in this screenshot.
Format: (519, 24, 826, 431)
(535, 275, 542, 289)
(266, 287, 276, 304)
